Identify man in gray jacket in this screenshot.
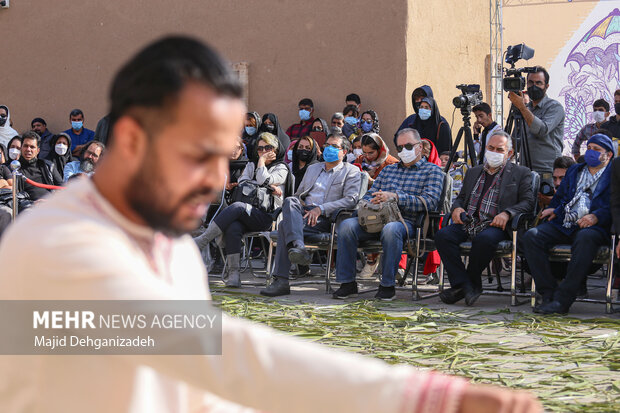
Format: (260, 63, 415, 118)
(261, 133, 362, 297)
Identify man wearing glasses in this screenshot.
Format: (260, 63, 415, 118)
(261, 133, 361, 297)
(333, 128, 444, 300)
(63, 140, 105, 182)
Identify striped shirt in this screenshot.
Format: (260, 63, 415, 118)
(363, 158, 444, 222)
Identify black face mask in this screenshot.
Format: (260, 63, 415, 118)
(297, 149, 312, 162)
(0, 116, 6, 127)
(265, 124, 275, 132)
(615, 103, 620, 116)
(527, 85, 545, 102)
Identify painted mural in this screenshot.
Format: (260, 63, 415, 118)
(549, 6, 620, 154)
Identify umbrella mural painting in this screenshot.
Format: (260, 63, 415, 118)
(559, 7, 620, 153)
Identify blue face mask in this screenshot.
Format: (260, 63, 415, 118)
(71, 121, 83, 131)
(418, 108, 432, 121)
(299, 109, 311, 121)
(584, 149, 603, 167)
(361, 121, 373, 132)
(245, 126, 257, 135)
(322, 145, 341, 162)
(345, 116, 358, 127)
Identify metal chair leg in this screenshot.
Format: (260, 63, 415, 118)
(412, 227, 422, 301)
(606, 235, 616, 314)
(531, 279, 536, 308)
(325, 222, 338, 294)
(439, 261, 445, 292)
(510, 230, 517, 306)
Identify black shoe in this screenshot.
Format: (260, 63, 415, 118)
(332, 282, 358, 299)
(464, 287, 482, 307)
(537, 300, 569, 315)
(374, 285, 395, 301)
(533, 295, 553, 314)
(288, 242, 312, 266)
(259, 277, 290, 297)
(438, 287, 465, 304)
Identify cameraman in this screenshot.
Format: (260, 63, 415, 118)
(508, 66, 565, 186)
(472, 102, 503, 163)
(538, 156, 575, 209)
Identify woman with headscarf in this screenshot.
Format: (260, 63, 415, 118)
(360, 110, 380, 134)
(258, 113, 290, 157)
(242, 112, 262, 157)
(412, 96, 452, 154)
(45, 133, 74, 176)
(0, 105, 19, 148)
(4, 136, 21, 166)
(309, 118, 329, 148)
(194, 132, 289, 288)
(291, 135, 319, 192)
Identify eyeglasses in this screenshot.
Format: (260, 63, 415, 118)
(396, 142, 420, 152)
(324, 143, 342, 149)
(257, 145, 274, 152)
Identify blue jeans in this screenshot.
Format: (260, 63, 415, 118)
(336, 217, 414, 287)
(522, 222, 607, 307)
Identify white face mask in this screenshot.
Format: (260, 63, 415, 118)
(484, 150, 506, 168)
(592, 111, 606, 124)
(8, 148, 20, 160)
(399, 147, 418, 164)
(353, 148, 363, 157)
(55, 143, 68, 156)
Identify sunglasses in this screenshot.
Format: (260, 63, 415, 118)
(257, 145, 274, 152)
(396, 142, 419, 152)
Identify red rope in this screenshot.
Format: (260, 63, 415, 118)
(24, 177, 64, 190)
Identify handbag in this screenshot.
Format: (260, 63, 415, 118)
(231, 180, 275, 213)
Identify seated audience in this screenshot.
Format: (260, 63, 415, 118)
(345, 93, 361, 111)
(94, 113, 112, 145)
(413, 97, 452, 154)
(0, 105, 18, 148)
(331, 112, 345, 132)
(439, 151, 451, 168)
(31, 117, 55, 159)
(63, 140, 105, 182)
(539, 156, 576, 209)
(435, 131, 534, 306)
(63, 108, 95, 154)
(523, 134, 613, 314)
(260, 133, 361, 297)
(395, 85, 434, 139)
(242, 111, 261, 156)
(472, 102, 502, 162)
(5, 136, 21, 164)
(45, 133, 73, 177)
(291, 136, 319, 192)
(347, 135, 363, 163)
(342, 104, 360, 140)
(360, 110, 380, 134)
(18, 131, 63, 201)
(572, 99, 610, 160)
(195, 132, 288, 288)
(309, 118, 329, 148)
(332, 128, 443, 300)
(258, 113, 290, 155)
(286, 98, 315, 140)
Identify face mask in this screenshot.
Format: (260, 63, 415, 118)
(592, 111, 606, 124)
(353, 148, 363, 157)
(297, 149, 312, 162)
(265, 124, 275, 133)
(287, 149, 293, 160)
(299, 109, 311, 121)
(484, 150, 506, 168)
(55, 143, 68, 156)
(322, 146, 341, 162)
(527, 85, 545, 101)
(418, 108, 432, 120)
(399, 147, 418, 164)
(245, 126, 257, 135)
(584, 149, 603, 167)
(361, 121, 373, 132)
(0, 116, 6, 127)
(344, 116, 358, 127)
(615, 103, 620, 115)
(71, 121, 83, 131)
(8, 148, 20, 160)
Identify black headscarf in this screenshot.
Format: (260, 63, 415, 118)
(258, 113, 291, 156)
(242, 111, 262, 156)
(412, 97, 452, 153)
(4, 136, 21, 167)
(45, 133, 74, 174)
(0, 143, 6, 165)
(291, 136, 319, 191)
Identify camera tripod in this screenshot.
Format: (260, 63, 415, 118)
(444, 108, 478, 173)
(504, 102, 532, 170)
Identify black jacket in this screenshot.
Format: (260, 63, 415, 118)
(19, 157, 63, 201)
(452, 162, 534, 219)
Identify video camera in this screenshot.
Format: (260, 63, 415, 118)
(502, 44, 537, 92)
(452, 84, 483, 112)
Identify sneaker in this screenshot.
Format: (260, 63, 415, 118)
(358, 261, 379, 279)
(374, 285, 395, 301)
(332, 282, 358, 299)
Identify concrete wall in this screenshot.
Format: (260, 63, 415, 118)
(0, 0, 409, 142)
(406, 0, 490, 147)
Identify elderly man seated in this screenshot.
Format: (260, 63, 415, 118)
(260, 133, 361, 297)
(523, 133, 613, 315)
(435, 131, 534, 306)
(332, 128, 444, 301)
